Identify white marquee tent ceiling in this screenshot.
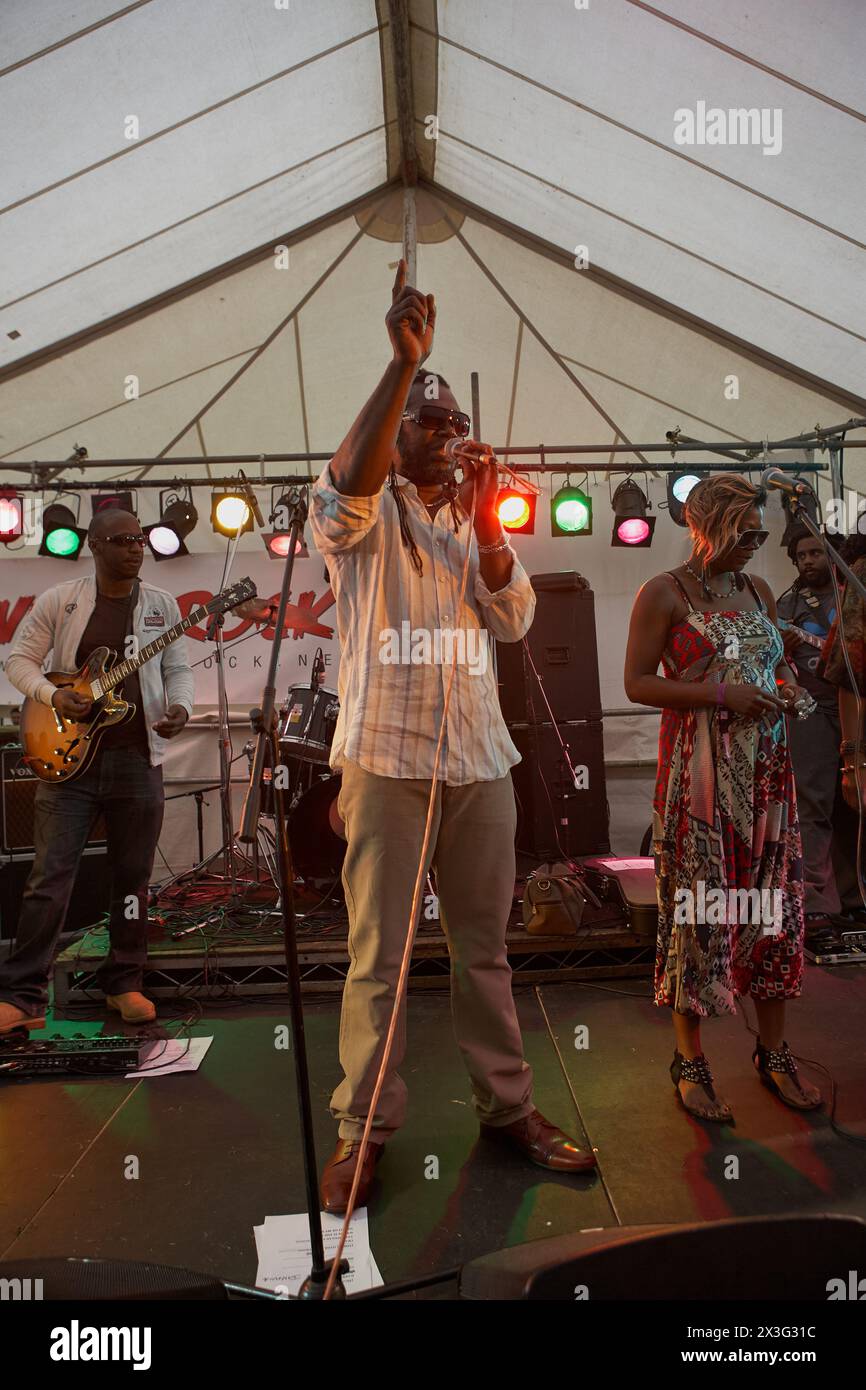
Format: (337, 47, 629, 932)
(1, 0, 864, 475)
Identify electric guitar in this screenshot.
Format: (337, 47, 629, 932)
(777, 618, 826, 651)
(20, 578, 257, 783)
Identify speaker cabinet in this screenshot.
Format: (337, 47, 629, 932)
(511, 721, 609, 859)
(0, 851, 111, 941)
(460, 1214, 866, 1300)
(497, 572, 601, 725)
(1, 745, 106, 855)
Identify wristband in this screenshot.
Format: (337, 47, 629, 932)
(716, 682, 727, 708)
(477, 532, 509, 555)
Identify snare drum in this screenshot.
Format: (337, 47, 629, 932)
(279, 685, 340, 765)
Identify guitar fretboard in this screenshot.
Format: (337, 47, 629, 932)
(91, 604, 209, 696)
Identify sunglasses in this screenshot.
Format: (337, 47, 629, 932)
(736, 529, 769, 548)
(402, 405, 471, 436)
(100, 533, 146, 547)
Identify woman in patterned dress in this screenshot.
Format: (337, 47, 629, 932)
(624, 474, 822, 1121)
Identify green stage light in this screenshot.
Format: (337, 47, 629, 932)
(551, 485, 592, 536)
(39, 503, 87, 560)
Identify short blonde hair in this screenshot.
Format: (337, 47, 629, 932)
(684, 474, 766, 564)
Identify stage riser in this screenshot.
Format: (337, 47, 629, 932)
(53, 928, 652, 1011)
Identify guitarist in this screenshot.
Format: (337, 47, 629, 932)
(0, 509, 193, 1035)
(776, 525, 858, 934)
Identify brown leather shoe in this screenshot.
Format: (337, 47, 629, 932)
(0, 1002, 46, 1035)
(320, 1138, 385, 1214)
(480, 1108, 597, 1173)
(106, 992, 156, 1023)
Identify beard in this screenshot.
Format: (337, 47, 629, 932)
(398, 439, 453, 487)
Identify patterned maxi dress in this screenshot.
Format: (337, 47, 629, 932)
(653, 573, 805, 1018)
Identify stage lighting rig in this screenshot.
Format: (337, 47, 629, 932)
(39, 498, 88, 560)
(611, 479, 655, 547)
(145, 489, 198, 560)
(496, 485, 536, 535)
(264, 489, 309, 559)
(551, 477, 592, 536)
(666, 469, 708, 526)
(91, 491, 135, 517)
(211, 488, 254, 538)
(0, 491, 24, 544)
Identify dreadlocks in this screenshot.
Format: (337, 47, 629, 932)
(388, 464, 425, 574)
(388, 369, 461, 575)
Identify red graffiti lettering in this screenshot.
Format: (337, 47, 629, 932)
(0, 595, 34, 645)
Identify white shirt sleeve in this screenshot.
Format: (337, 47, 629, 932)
(474, 546, 537, 642)
(309, 463, 384, 555)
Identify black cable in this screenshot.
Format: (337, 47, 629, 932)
(738, 998, 866, 1148)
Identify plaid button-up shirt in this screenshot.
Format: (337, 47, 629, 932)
(309, 464, 535, 785)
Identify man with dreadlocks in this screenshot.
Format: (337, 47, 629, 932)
(310, 259, 596, 1213)
(776, 526, 859, 939)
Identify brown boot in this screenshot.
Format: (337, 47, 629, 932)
(320, 1138, 385, 1214)
(0, 1002, 46, 1036)
(106, 992, 156, 1024)
(480, 1109, 597, 1172)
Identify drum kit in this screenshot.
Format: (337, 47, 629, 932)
(252, 680, 346, 889)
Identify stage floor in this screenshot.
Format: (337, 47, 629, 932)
(1, 964, 865, 1299)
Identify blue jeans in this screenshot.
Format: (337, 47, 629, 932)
(0, 748, 164, 1015)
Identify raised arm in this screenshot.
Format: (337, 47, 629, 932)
(328, 260, 436, 497)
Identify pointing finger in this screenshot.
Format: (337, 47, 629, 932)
(392, 258, 407, 301)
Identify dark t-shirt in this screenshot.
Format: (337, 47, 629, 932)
(776, 583, 837, 708)
(76, 589, 149, 753)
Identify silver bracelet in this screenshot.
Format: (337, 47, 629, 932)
(477, 532, 509, 555)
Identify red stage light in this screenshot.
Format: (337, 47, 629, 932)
(0, 492, 24, 543)
(496, 487, 535, 534)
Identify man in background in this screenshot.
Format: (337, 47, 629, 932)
(776, 527, 859, 935)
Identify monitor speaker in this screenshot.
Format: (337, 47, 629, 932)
(0, 852, 111, 941)
(510, 720, 609, 859)
(460, 1213, 866, 1300)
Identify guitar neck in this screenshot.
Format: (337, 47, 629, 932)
(94, 603, 209, 695)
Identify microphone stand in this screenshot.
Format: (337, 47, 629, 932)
(237, 487, 346, 1299)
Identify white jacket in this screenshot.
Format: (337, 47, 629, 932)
(6, 574, 195, 768)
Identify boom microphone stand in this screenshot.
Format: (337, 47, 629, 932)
(238, 487, 346, 1299)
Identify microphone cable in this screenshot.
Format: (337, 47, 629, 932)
(324, 472, 480, 1299)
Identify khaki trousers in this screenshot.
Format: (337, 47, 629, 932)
(331, 759, 534, 1140)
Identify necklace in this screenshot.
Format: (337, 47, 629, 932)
(683, 561, 737, 599)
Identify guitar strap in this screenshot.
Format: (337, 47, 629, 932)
(118, 579, 140, 691)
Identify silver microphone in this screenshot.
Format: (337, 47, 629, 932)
(760, 467, 810, 496)
(237, 469, 266, 528)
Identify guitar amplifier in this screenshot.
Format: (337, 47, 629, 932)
(1, 746, 107, 856)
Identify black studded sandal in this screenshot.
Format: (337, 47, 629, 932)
(753, 1040, 822, 1111)
(670, 1050, 733, 1122)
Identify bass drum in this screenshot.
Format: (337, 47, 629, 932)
(288, 774, 347, 885)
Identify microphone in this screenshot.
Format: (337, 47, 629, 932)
(310, 647, 325, 689)
(760, 467, 811, 496)
(443, 437, 541, 495)
(236, 469, 265, 529)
